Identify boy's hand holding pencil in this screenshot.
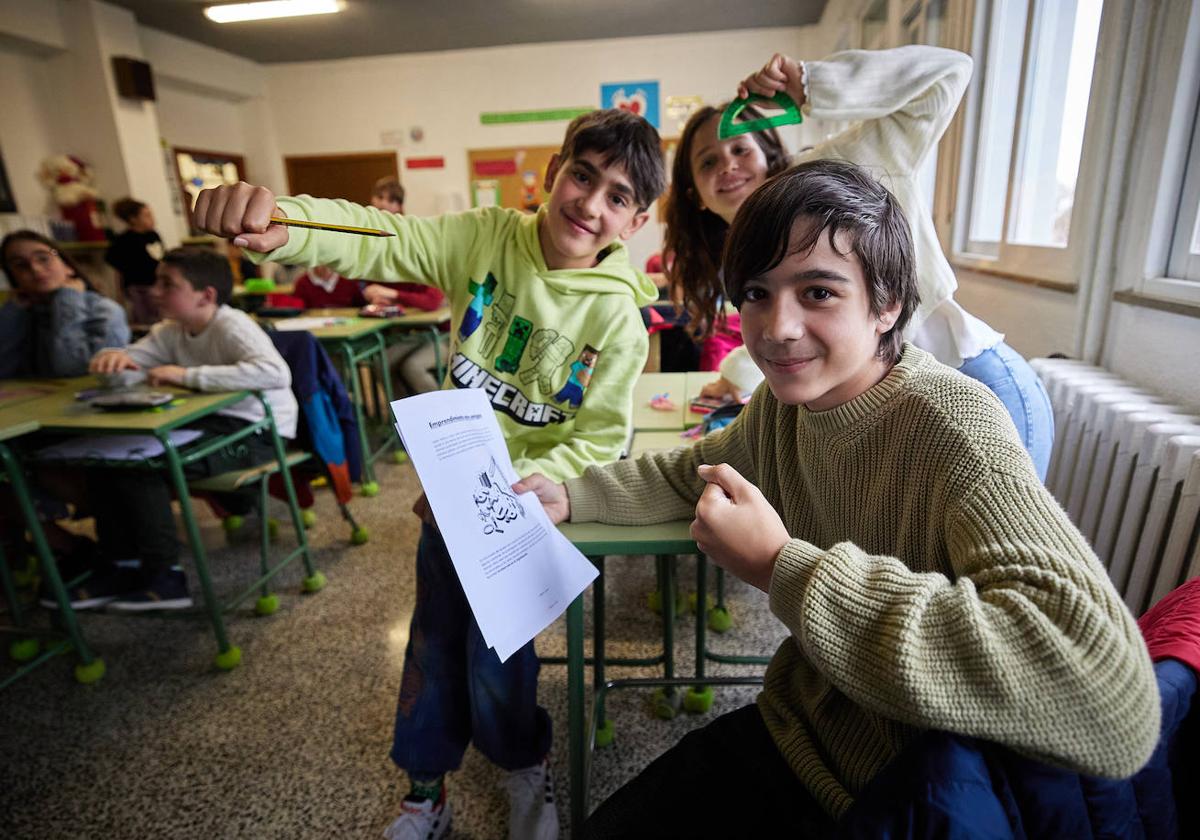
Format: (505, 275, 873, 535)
(192, 182, 290, 253)
(192, 181, 396, 251)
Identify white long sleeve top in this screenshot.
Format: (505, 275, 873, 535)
(721, 46, 1004, 395)
(110, 305, 298, 438)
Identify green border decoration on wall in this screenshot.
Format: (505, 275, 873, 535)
(481, 107, 593, 125)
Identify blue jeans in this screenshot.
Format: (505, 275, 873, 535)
(957, 341, 1054, 481)
(390, 523, 552, 778)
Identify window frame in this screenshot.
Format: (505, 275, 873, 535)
(952, 0, 1109, 288)
(1115, 0, 1200, 306)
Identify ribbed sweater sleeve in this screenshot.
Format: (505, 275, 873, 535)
(769, 469, 1159, 780)
(565, 399, 758, 524)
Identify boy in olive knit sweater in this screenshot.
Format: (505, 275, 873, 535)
(518, 161, 1159, 836)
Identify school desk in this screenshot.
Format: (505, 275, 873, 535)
(555, 520, 764, 829)
(0, 378, 103, 688)
(630, 370, 721, 431)
(10, 378, 318, 672)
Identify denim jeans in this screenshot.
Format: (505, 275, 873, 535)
(390, 523, 552, 778)
(957, 341, 1054, 481)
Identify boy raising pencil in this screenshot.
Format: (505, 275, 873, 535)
(191, 108, 665, 840)
(518, 160, 1159, 836)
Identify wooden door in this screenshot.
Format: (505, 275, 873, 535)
(284, 152, 399, 204)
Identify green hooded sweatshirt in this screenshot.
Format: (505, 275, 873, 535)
(257, 197, 658, 481)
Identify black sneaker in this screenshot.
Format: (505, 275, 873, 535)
(108, 567, 194, 612)
(39, 566, 128, 611)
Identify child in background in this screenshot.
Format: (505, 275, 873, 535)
(192, 107, 666, 840)
(292, 264, 367, 309)
(0, 230, 130, 378)
(79, 247, 297, 611)
(675, 46, 1054, 479)
(105, 197, 164, 325)
(361, 177, 452, 394)
(517, 161, 1158, 837)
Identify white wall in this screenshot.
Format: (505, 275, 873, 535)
(953, 269, 1080, 359)
(1103, 303, 1199, 410)
(0, 46, 62, 217)
(155, 85, 247, 158)
(264, 26, 817, 268)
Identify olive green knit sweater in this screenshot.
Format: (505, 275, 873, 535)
(565, 344, 1159, 817)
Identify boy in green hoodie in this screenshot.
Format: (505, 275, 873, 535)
(191, 109, 665, 840)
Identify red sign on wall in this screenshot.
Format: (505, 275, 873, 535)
(406, 156, 445, 170)
(473, 158, 517, 176)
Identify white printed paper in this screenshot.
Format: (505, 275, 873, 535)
(270, 316, 351, 331)
(391, 388, 597, 662)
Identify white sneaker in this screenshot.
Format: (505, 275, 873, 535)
(382, 792, 451, 840)
(504, 760, 558, 840)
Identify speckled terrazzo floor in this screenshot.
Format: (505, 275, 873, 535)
(0, 459, 789, 839)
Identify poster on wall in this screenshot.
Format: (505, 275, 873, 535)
(600, 81, 660, 128)
(472, 179, 500, 208)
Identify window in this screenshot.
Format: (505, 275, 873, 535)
(1115, 0, 1200, 305)
(957, 0, 1104, 282)
(1167, 103, 1200, 282)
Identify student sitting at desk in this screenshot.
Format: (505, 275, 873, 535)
(291, 264, 367, 309)
(77, 247, 297, 611)
(192, 107, 666, 840)
(0, 230, 130, 378)
(518, 161, 1159, 837)
(361, 180, 450, 394)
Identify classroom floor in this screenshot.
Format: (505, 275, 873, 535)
(0, 458, 789, 839)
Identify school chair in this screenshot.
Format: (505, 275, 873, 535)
(266, 330, 369, 544)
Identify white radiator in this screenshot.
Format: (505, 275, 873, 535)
(1030, 358, 1200, 615)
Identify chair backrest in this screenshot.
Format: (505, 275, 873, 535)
(267, 329, 362, 490)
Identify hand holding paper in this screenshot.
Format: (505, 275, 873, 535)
(512, 474, 570, 524)
(391, 388, 597, 662)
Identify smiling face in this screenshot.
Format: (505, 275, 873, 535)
(689, 113, 772, 225)
(538, 150, 650, 270)
(3, 239, 73, 298)
(739, 219, 901, 410)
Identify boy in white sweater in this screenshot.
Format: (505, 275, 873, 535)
(71, 247, 298, 611)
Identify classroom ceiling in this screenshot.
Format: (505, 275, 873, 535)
(107, 0, 827, 63)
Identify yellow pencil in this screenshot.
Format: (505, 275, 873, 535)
(269, 216, 394, 237)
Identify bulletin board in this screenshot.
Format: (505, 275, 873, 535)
(467, 138, 680, 218)
(466, 146, 559, 212)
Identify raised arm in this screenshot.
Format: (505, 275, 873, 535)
(191, 181, 496, 293)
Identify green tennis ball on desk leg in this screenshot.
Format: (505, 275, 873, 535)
(9, 638, 39, 662)
(360, 481, 380, 497)
(214, 647, 242, 671)
(74, 658, 106, 684)
(351, 526, 370, 545)
(302, 571, 327, 593)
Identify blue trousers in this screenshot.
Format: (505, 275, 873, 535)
(390, 523, 553, 778)
(958, 341, 1054, 481)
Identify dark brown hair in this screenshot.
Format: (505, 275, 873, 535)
(372, 176, 405, 209)
(723, 159, 920, 363)
(161, 246, 233, 305)
(558, 108, 666, 210)
(1, 229, 92, 290)
(113, 197, 147, 223)
(664, 103, 788, 336)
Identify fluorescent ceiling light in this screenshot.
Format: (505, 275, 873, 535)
(204, 0, 341, 24)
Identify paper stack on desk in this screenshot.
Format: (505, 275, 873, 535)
(390, 387, 597, 662)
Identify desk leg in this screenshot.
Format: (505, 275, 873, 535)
(593, 556, 613, 747)
(567, 591, 586, 831)
(341, 342, 377, 491)
(261, 399, 319, 583)
(0, 442, 101, 685)
(161, 434, 238, 670)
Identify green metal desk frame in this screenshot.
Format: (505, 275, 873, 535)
(27, 391, 321, 673)
(555, 521, 765, 831)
